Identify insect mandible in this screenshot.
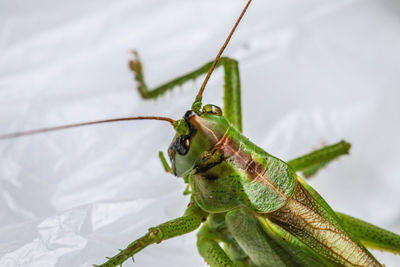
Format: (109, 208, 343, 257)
(0, 0, 400, 267)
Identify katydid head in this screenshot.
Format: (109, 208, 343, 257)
(168, 104, 229, 177)
(169, 0, 253, 177)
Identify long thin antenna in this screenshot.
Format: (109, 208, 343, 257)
(0, 116, 175, 140)
(195, 0, 252, 104)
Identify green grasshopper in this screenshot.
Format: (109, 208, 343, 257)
(1, 0, 400, 266)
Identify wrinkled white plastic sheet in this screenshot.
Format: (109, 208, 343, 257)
(1, 0, 400, 266)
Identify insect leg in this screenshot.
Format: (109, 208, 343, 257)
(287, 140, 351, 178)
(158, 151, 172, 173)
(129, 52, 242, 131)
(221, 57, 242, 132)
(225, 208, 300, 267)
(207, 213, 253, 267)
(335, 212, 400, 255)
(97, 199, 207, 267)
(197, 222, 235, 267)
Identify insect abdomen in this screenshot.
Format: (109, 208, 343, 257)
(265, 179, 382, 267)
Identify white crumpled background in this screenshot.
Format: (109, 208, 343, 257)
(1, 0, 400, 266)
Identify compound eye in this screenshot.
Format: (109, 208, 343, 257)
(170, 135, 190, 156)
(202, 104, 223, 116)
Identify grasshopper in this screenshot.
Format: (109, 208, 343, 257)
(1, 0, 400, 266)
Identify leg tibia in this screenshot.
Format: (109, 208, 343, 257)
(225, 209, 290, 267)
(197, 223, 234, 267)
(287, 140, 351, 178)
(97, 200, 207, 267)
(336, 212, 400, 255)
(222, 58, 242, 132)
(207, 213, 252, 266)
(129, 52, 243, 131)
(130, 51, 213, 99)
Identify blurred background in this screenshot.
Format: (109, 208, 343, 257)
(0, 0, 399, 266)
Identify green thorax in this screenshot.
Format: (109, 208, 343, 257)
(168, 109, 297, 213)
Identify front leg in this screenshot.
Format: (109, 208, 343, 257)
(96, 199, 208, 267)
(130, 52, 243, 132)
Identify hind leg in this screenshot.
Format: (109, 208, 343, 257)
(287, 140, 351, 178)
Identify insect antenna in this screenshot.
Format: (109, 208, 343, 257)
(0, 116, 175, 140)
(2, 1, 252, 140)
(193, 0, 252, 111)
